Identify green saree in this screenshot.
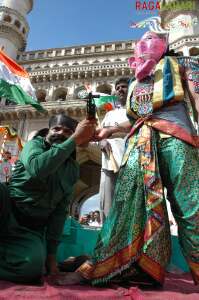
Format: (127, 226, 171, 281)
(78, 127, 199, 285)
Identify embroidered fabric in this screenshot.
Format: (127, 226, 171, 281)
(131, 76, 154, 117)
(178, 57, 199, 93)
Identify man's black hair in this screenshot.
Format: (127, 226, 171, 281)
(115, 76, 130, 89)
(33, 128, 49, 139)
(49, 113, 78, 132)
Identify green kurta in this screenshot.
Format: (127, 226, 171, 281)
(0, 136, 79, 283)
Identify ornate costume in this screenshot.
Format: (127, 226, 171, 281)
(78, 32, 199, 286)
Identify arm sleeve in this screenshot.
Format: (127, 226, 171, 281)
(20, 137, 76, 179)
(46, 197, 68, 255)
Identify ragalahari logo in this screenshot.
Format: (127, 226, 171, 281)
(135, 1, 195, 12)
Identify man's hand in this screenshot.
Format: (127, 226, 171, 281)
(46, 254, 59, 275)
(94, 121, 132, 141)
(72, 119, 97, 146)
(99, 140, 112, 156)
(94, 127, 113, 141)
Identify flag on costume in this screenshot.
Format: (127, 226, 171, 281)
(0, 50, 45, 112)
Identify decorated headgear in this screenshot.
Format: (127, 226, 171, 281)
(128, 31, 168, 81)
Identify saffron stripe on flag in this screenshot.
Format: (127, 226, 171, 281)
(0, 61, 36, 98)
(0, 50, 45, 112)
(0, 50, 28, 78)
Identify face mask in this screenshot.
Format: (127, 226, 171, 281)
(128, 32, 167, 81)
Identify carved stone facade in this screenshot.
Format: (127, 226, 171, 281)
(20, 40, 134, 106)
(160, 0, 199, 55)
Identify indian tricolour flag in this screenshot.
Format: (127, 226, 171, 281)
(0, 50, 45, 112)
(93, 93, 118, 111)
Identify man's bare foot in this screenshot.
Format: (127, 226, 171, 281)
(48, 272, 87, 286)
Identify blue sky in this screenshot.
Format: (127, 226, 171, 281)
(26, 0, 158, 51)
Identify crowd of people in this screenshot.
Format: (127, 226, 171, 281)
(79, 211, 102, 227)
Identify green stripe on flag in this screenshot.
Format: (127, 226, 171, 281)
(94, 95, 118, 107)
(0, 79, 46, 113)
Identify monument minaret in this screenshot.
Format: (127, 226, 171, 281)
(160, 0, 199, 56)
(0, 0, 33, 58)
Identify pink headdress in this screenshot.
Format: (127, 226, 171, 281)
(129, 31, 168, 81)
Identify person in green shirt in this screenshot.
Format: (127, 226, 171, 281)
(0, 113, 96, 284)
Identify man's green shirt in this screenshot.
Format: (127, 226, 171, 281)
(9, 136, 79, 254)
